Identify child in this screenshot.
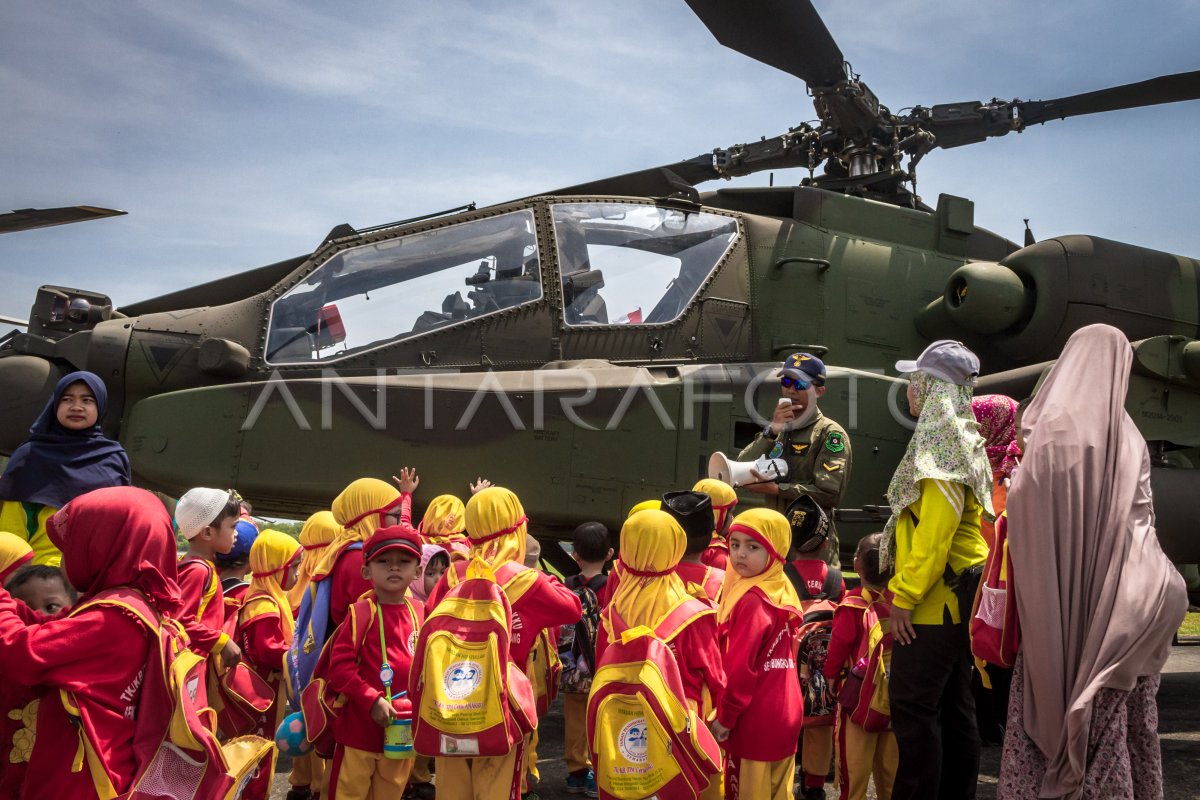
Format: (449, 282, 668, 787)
(238, 529, 303, 741)
(312, 472, 415, 630)
(417, 494, 471, 561)
(286, 510, 341, 800)
(323, 525, 425, 799)
(599, 508, 726, 800)
(664, 490, 725, 604)
(712, 509, 805, 800)
(693, 478, 738, 570)
(404, 545, 449, 800)
(784, 496, 844, 800)
(824, 533, 897, 800)
(175, 487, 242, 663)
(560, 522, 611, 796)
(0, 371, 131, 566)
(0, 487, 179, 796)
(7, 564, 76, 616)
(425, 487, 582, 800)
(0, 563, 76, 798)
(218, 519, 260, 614)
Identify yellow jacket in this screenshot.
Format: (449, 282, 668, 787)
(888, 479, 986, 625)
(0, 500, 60, 567)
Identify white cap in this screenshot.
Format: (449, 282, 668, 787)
(895, 340, 980, 386)
(175, 487, 232, 540)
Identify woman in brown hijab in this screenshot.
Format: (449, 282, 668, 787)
(998, 324, 1187, 799)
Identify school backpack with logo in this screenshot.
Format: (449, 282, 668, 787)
(587, 605, 721, 800)
(559, 573, 605, 694)
(287, 542, 362, 708)
(786, 562, 842, 726)
(64, 588, 276, 800)
(410, 558, 537, 769)
(835, 591, 893, 732)
(970, 511, 1020, 669)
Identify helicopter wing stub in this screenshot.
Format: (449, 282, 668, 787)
(0, 206, 126, 234)
(684, 0, 845, 88)
(1016, 70, 1200, 128)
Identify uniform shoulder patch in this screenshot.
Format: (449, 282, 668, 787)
(825, 431, 845, 453)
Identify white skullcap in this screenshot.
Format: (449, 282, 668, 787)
(176, 487, 232, 540)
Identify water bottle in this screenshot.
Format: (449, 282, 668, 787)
(383, 693, 414, 759)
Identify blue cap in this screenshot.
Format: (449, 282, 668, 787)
(214, 518, 259, 567)
(779, 352, 826, 387)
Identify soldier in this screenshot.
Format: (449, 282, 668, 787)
(738, 353, 851, 567)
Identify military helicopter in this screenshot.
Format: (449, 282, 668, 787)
(1, 0, 1197, 565)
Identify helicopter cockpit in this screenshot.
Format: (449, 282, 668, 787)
(266, 210, 541, 363)
(264, 201, 738, 364)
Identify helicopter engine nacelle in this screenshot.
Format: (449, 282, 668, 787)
(918, 236, 1200, 369)
(939, 261, 1028, 335)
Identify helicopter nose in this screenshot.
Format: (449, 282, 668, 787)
(0, 356, 62, 453)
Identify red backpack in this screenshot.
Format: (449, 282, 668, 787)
(970, 511, 1020, 668)
(64, 588, 275, 800)
(835, 591, 893, 732)
(587, 605, 722, 800)
(410, 559, 537, 768)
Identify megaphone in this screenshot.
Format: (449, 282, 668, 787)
(708, 452, 790, 488)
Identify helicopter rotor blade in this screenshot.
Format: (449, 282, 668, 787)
(550, 154, 721, 198)
(685, 0, 846, 88)
(1017, 70, 1200, 127)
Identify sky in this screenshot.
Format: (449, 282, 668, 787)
(2, 0, 1199, 322)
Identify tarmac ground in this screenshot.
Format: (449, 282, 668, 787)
(271, 642, 1200, 799)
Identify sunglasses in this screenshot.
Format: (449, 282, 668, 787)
(780, 375, 812, 391)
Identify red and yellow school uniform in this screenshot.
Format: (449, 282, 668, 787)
(674, 560, 725, 604)
(717, 509, 805, 800)
(595, 509, 726, 799)
(425, 487, 582, 800)
(324, 595, 424, 800)
(286, 511, 342, 797)
(313, 480, 405, 629)
(178, 555, 232, 654)
(791, 556, 845, 794)
(238, 530, 302, 743)
(0, 487, 180, 799)
(825, 587, 897, 800)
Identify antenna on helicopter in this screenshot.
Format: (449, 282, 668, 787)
(1024, 220, 1036, 246)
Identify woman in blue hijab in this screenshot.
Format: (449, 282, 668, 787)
(0, 371, 130, 565)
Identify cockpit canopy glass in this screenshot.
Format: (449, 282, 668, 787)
(552, 203, 738, 326)
(266, 210, 540, 363)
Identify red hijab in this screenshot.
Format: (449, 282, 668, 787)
(970, 394, 1018, 481)
(47, 486, 182, 617)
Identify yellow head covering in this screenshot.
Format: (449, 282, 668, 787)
(420, 494, 470, 563)
(717, 508, 803, 624)
(244, 529, 303, 640)
(692, 478, 738, 534)
(287, 510, 341, 608)
(627, 499, 660, 518)
(464, 486, 527, 568)
(314, 478, 401, 579)
(604, 509, 701, 641)
(0, 531, 34, 584)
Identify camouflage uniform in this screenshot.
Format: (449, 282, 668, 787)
(738, 408, 851, 567)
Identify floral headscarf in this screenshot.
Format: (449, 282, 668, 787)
(881, 371, 994, 570)
(971, 394, 1019, 480)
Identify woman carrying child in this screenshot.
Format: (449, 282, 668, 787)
(712, 508, 805, 800)
(0, 486, 178, 798)
(0, 371, 130, 566)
